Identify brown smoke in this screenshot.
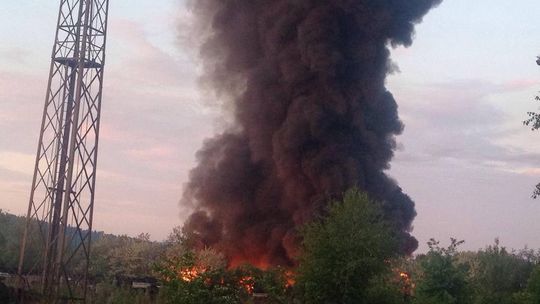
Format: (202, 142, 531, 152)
(182, 0, 442, 267)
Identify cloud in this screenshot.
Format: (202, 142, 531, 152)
(512, 167, 540, 176)
(107, 18, 197, 88)
(0, 71, 44, 154)
(124, 145, 175, 159)
(0, 152, 34, 176)
(0, 47, 30, 64)
(0, 15, 217, 239)
(391, 79, 540, 173)
(386, 78, 540, 252)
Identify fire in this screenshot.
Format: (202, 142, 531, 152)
(167, 256, 295, 296)
(239, 276, 255, 294)
(397, 271, 415, 297)
(228, 256, 270, 270)
(180, 267, 201, 282)
(177, 267, 257, 295)
(285, 270, 295, 287)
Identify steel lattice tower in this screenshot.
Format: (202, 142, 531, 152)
(18, 0, 110, 302)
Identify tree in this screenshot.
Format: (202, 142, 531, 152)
(528, 265, 540, 295)
(413, 238, 471, 304)
(0, 210, 30, 272)
(522, 264, 540, 303)
(469, 240, 535, 304)
(524, 57, 540, 198)
(524, 95, 540, 198)
(295, 189, 402, 304)
(88, 232, 165, 280)
(0, 229, 6, 270)
(512, 264, 540, 304)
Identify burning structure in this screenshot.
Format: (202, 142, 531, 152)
(182, 0, 442, 267)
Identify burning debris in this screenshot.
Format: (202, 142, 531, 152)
(182, 0, 442, 266)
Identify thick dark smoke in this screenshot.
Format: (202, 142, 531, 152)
(182, 0, 442, 267)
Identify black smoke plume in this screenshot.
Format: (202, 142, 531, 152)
(182, 0, 442, 267)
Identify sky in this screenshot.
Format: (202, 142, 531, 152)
(0, 0, 539, 253)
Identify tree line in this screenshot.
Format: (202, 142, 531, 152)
(3, 189, 540, 304)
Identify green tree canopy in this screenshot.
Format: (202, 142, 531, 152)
(413, 238, 471, 304)
(295, 189, 402, 304)
(468, 240, 536, 304)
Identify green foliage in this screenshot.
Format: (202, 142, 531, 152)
(411, 239, 540, 304)
(526, 265, 540, 300)
(6, 204, 540, 303)
(503, 264, 540, 304)
(511, 291, 535, 304)
(295, 189, 401, 304)
(0, 232, 6, 270)
(234, 264, 290, 303)
(364, 273, 411, 304)
(524, 95, 540, 131)
(0, 209, 164, 279)
(524, 93, 540, 198)
(468, 240, 535, 304)
(156, 232, 289, 304)
(0, 210, 29, 272)
(156, 249, 243, 304)
(413, 238, 471, 304)
(90, 232, 165, 280)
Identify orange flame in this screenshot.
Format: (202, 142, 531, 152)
(239, 276, 255, 294)
(285, 270, 295, 287)
(229, 256, 271, 270)
(397, 271, 415, 296)
(179, 267, 204, 282)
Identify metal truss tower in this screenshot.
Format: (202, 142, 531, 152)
(18, 0, 110, 302)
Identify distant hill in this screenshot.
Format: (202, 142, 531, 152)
(0, 210, 32, 273)
(0, 209, 164, 279)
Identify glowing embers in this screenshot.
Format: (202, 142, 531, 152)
(397, 270, 415, 297)
(179, 267, 204, 282)
(174, 264, 293, 295)
(285, 270, 295, 288)
(239, 276, 255, 294)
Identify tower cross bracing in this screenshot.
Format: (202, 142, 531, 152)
(18, 0, 110, 301)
